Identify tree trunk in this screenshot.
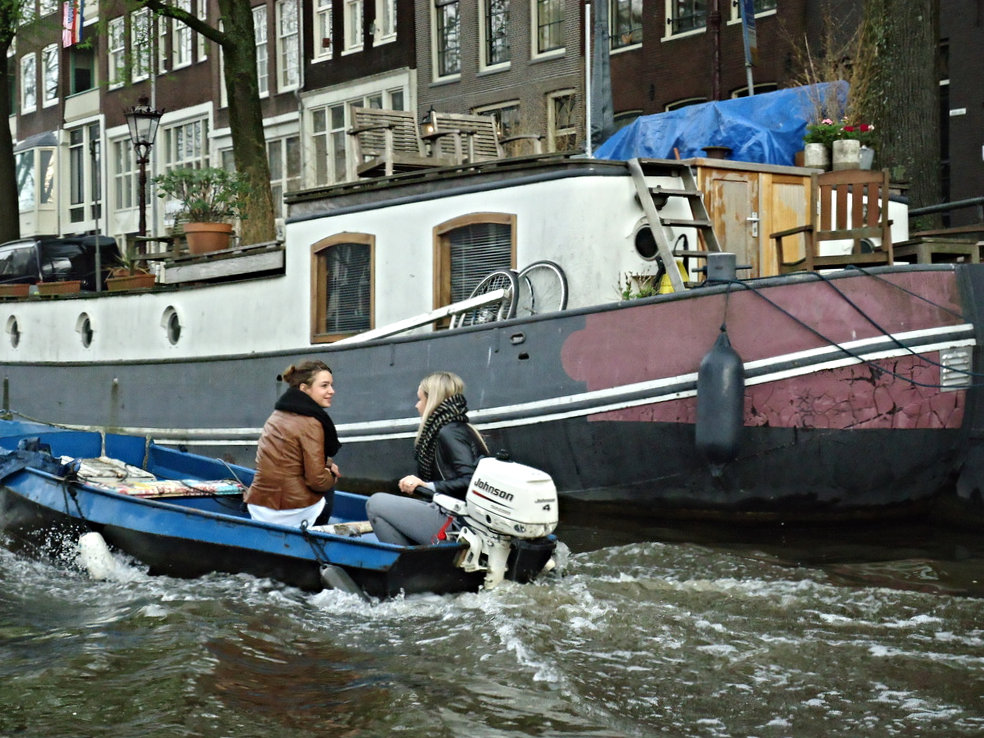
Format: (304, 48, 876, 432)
(217, 0, 276, 245)
(0, 50, 19, 243)
(855, 0, 941, 214)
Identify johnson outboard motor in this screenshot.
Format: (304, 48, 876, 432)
(432, 456, 559, 589)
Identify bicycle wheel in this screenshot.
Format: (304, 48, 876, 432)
(450, 269, 519, 328)
(515, 260, 569, 317)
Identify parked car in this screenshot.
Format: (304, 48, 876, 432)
(0, 236, 121, 291)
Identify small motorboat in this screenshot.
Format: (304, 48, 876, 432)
(0, 420, 558, 599)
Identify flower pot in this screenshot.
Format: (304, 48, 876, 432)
(184, 222, 234, 254)
(37, 280, 82, 295)
(0, 283, 30, 298)
(107, 272, 157, 291)
(832, 139, 861, 170)
(803, 143, 830, 170)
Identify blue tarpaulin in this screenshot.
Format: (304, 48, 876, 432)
(594, 82, 848, 166)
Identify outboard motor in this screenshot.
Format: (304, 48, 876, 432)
(432, 457, 559, 590)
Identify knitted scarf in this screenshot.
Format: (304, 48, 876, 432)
(275, 386, 342, 459)
(414, 393, 470, 480)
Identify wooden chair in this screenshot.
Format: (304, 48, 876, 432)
(347, 108, 455, 178)
(428, 111, 543, 163)
(770, 168, 894, 273)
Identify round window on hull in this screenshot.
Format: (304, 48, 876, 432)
(162, 306, 181, 345)
(76, 313, 93, 348)
(5, 316, 20, 348)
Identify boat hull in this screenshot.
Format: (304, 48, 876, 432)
(3, 265, 983, 521)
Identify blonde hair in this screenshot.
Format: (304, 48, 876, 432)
(416, 371, 465, 437)
(282, 360, 332, 389)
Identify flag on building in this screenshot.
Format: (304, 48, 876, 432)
(62, 0, 83, 48)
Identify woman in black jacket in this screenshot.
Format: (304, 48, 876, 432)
(366, 371, 487, 545)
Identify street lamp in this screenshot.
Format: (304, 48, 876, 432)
(124, 96, 164, 236)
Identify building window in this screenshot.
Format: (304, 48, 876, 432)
(40, 0, 57, 16)
(435, 214, 515, 309)
(730, 82, 778, 97)
(611, 0, 642, 48)
(173, 0, 193, 68)
(314, 0, 333, 60)
(665, 96, 707, 111)
(435, 0, 460, 77)
(482, 0, 509, 67)
(534, 0, 563, 55)
(20, 54, 36, 112)
(108, 16, 125, 88)
(41, 44, 57, 106)
(311, 103, 347, 185)
(473, 101, 529, 155)
(311, 234, 373, 341)
(267, 135, 300, 219)
(15, 149, 53, 211)
(277, 0, 299, 90)
(68, 124, 100, 224)
(343, 0, 363, 51)
(197, 0, 208, 61)
(666, 0, 706, 36)
(374, 0, 396, 42)
(547, 90, 577, 152)
(132, 8, 152, 82)
(162, 118, 209, 170)
(253, 6, 269, 96)
(113, 138, 137, 211)
(730, 0, 777, 21)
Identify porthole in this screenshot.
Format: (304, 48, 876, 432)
(634, 226, 658, 259)
(162, 306, 182, 345)
(76, 313, 93, 348)
(5, 316, 19, 348)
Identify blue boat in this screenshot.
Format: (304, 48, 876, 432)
(0, 420, 558, 598)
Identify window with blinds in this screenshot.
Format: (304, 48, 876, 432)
(311, 236, 373, 342)
(434, 215, 515, 312)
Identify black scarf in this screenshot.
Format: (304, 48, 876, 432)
(414, 394, 470, 480)
(275, 386, 342, 459)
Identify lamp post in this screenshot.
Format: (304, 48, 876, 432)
(124, 96, 164, 237)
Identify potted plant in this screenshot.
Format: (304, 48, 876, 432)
(802, 118, 843, 169)
(0, 282, 31, 298)
(153, 167, 248, 254)
(106, 247, 157, 291)
(36, 280, 82, 296)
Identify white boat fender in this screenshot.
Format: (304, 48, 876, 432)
(78, 532, 117, 581)
(695, 328, 745, 465)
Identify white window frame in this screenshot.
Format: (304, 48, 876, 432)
(531, 0, 564, 57)
(373, 0, 396, 45)
(664, 0, 707, 39)
(433, 0, 461, 79)
(21, 54, 36, 112)
(172, 0, 193, 69)
(41, 43, 57, 107)
(728, 0, 777, 23)
(108, 17, 126, 89)
(267, 134, 301, 220)
(158, 13, 169, 74)
(253, 6, 269, 97)
(610, 0, 642, 50)
(197, 0, 208, 61)
(276, 0, 299, 90)
(313, 0, 333, 61)
(161, 118, 210, 172)
(112, 137, 138, 213)
(131, 8, 152, 82)
(479, 0, 509, 70)
(39, 0, 57, 16)
(343, 0, 363, 53)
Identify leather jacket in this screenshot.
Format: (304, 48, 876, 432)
(245, 410, 336, 510)
(430, 422, 487, 499)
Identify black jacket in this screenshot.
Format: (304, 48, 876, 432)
(431, 422, 486, 498)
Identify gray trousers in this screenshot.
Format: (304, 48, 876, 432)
(365, 493, 451, 545)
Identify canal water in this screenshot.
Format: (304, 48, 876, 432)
(2, 513, 983, 737)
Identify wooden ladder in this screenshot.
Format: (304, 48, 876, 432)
(627, 158, 722, 293)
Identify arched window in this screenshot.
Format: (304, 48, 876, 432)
(434, 213, 516, 309)
(311, 233, 373, 342)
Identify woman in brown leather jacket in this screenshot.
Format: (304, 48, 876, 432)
(245, 360, 341, 527)
(365, 371, 488, 545)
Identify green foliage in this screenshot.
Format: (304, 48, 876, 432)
(803, 119, 844, 146)
(618, 273, 661, 300)
(153, 167, 248, 223)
